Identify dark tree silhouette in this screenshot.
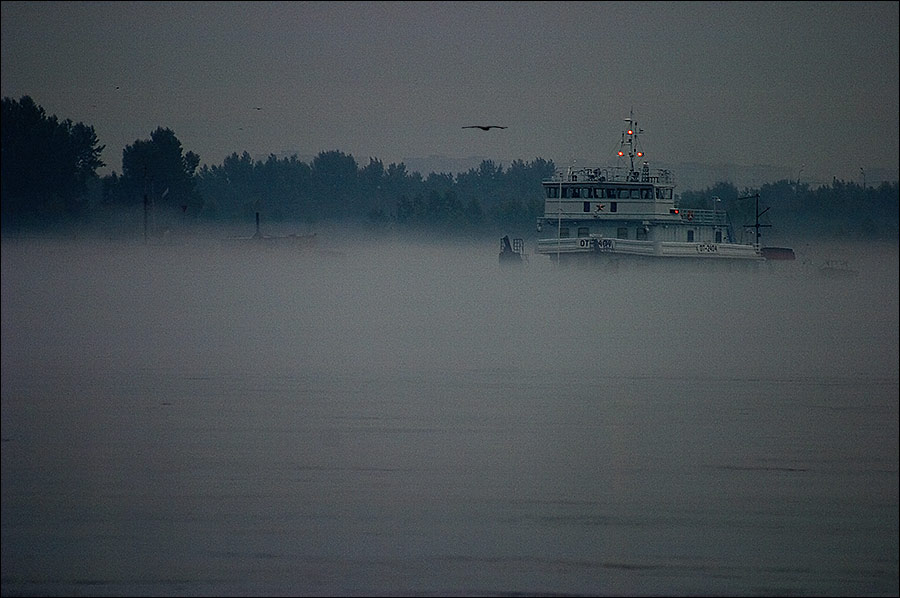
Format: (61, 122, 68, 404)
(104, 127, 202, 233)
(1, 95, 105, 227)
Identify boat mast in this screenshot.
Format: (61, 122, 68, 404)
(620, 108, 644, 179)
(739, 193, 771, 247)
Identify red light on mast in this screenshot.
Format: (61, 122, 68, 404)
(617, 151, 624, 156)
(637, 152, 643, 157)
(627, 129, 633, 135)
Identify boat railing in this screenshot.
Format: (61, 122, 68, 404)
(547, 166, 675, 185)
(678, 208, 728, 226)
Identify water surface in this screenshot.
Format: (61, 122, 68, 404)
(2, 236, 897, 596)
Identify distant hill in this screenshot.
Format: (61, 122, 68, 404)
(661, 161, 795, 192)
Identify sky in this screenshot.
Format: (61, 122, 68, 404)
(2, 1, 898, 185)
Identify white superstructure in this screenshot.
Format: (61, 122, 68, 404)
(534, 112, 764, 264)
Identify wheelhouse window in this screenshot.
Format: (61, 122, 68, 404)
(641, 188, 652, 199)
(547, 187, 559, 198)
(577, 227, 589, 237)
(617, 227, 628, 239)
(636, 227, 648, 240)
(583, 202, 591, 212)
(715, 230, 722, 243)
(610, 202, 617, 212)
(559, 227, 570, 238)
(687, 230, 694, 242)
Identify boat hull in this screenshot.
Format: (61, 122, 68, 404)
(535, 236, 764, 263)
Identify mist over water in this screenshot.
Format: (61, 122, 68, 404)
(2, 234, 898, 596)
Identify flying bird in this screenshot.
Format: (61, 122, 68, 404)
(462, 125, 507, 131)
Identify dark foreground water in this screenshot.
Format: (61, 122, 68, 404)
(2, 235, 897, 596)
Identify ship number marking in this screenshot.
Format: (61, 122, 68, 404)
(582, 238, 613, 250)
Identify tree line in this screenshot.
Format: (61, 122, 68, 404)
(678, 179, 898, 243)
(2, 95, 897, 241)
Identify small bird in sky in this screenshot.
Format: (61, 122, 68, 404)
(462, 125, 507, 131)
(254, 106, 262, 110)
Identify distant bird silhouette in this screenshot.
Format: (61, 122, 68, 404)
(254, 106, 262, 110)
(462, 125, 507, 131)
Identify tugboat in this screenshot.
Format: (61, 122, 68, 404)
(532, 111, 780, 266)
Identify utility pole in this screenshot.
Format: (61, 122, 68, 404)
(143, 165, 150, 244)
(143, 192, 149, 244)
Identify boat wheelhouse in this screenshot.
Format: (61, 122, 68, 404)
(534, 112, 765, 264)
